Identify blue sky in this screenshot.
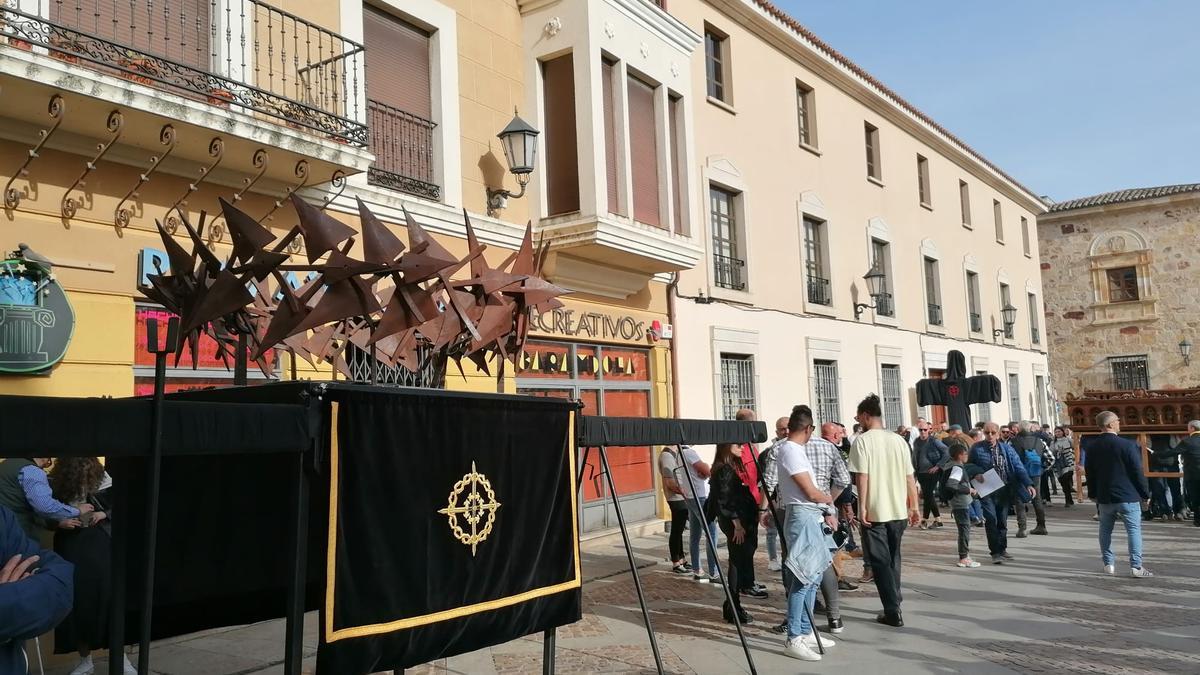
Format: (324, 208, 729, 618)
(774, 1, 1200, 202)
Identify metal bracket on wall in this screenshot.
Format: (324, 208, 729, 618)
(5, 94, 65, 210)
(258, 159, 310, 225)
(164, 137, 225, 234)
(114, 124, 177, 233)
(321, 170, 347, 212)
(203, 148, 270, 248)
(62, 109, 124, 220)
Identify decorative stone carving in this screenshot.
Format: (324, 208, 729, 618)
(545, 17, 562, 37)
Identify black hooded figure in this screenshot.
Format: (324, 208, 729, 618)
(916, 350, 1002, 429)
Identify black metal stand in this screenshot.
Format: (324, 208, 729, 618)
(575, 445, 665, 675)
(108, 461, 129, 675)
(234, 331, 249, 386)
(283, 444, 311, 675)
(542, 628, 556, 674)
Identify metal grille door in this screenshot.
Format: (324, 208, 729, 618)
(720, 354, 756, 420)
(813, 359, 841, 425)
(881, 364, 903, 429)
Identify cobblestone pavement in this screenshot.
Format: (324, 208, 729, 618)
(50, 503, 1200, 674)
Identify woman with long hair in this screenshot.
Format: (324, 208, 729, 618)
(709, 442, 760, 624)
(48, 457, 136, 675)
(1051, 426, 1076, 507)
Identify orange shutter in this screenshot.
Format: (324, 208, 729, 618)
(602, 60, 622, 215)
(363, 6, 432, 119)
(627, 76, 660, 227)
(542, 54, 580, 216)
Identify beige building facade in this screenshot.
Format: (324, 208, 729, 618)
(1038, 184, 1200, 401)
(668, 0, 1051, 431)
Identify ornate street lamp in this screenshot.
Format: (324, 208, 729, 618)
(1180, 337, 1192, 366)
(487, 111, 540, 217)
(993, 303, 1018, 341)
(853, 263, 888, 320)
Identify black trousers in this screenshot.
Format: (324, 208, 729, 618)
(718, 516, 758, 603)
(863, 520, 906, 615)
(1185, 477, 1200, 523)
(917, 473, 941, 520)
(1058, 471, 1075, 506)
(1040, 473, 1053, 502)
(667, 500, 688, 563)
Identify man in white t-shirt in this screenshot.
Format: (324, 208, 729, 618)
(848, 394, 920, 629)
(676, 445, 720, 583)
(658, 447, 690, 574)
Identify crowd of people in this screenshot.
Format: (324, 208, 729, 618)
(0, 456, 134, 675)
(659, 402, 1198, 663)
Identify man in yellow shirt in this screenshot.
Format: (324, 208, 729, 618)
(848, 394, 920, 628)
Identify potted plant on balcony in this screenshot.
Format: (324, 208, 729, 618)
(116, 49, 154, 86)
(206, 85, 235, 107)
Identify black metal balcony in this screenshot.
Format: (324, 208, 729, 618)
(1, 0, 366, 145)
(1031, 327, 1040, 344)
(970, 312, 982, 333)
(713, 253, 746, 291)
(367, 99, 439, 201)
(807, 274, 831, 305)
(927, 303, 943, 326)
(876, 292, 894, 317)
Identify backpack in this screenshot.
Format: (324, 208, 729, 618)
(941, 465, 969, 502)
(1023, 448, 1043, 477)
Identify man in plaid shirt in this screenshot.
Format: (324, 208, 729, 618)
(804, 427, 854, 634)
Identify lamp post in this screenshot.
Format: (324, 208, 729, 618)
(486, 111, 540, 217)
(853, 263, 888, 320)
(1180, 338, 1192, 366)
(992, 303, 1018, 342)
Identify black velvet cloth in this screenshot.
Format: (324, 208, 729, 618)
(577, 416, 767, 447)
(915, 350, 1002, 429)
(317, 388, 581, 674)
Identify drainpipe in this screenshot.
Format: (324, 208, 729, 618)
(667, 271, 682, 419)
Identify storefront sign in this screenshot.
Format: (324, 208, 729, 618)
(531, 308, 647, 343)
(0, 250, 74, 374)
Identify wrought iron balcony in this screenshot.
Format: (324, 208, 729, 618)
(807, 274, 831, 305)
(1031, 327, 1040, 344)
(875, 292, 894, 317)
(969, 312, 982, 333)
(713, 253, 746, 291)
(1, 0, 366, 145)
(927, 303, 943, 326)
(367, 99, 439, 201)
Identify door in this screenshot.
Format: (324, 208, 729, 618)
(927, 369, 948, 427)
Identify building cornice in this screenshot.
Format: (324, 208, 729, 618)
(519, 0, 702, 55)
(1038, 192, 1200, 222)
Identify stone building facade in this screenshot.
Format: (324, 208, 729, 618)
(1038, 184, 1200, 402)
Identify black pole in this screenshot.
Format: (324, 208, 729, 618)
(108, 465, 128, 675)
(542, 629, 556, 674)
(234, 331, 248, 386)
(597, 445, 664, 675)
(673, 450, 757, 674)
(283, 448, 310, 675)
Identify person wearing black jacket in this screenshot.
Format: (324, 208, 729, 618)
(710, 443, 761, 625)
(1155, 421, 1200, 526)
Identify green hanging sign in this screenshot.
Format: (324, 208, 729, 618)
(0, 244, 74, 374)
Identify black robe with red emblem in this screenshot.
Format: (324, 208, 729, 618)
(916, 350, 1002, 429)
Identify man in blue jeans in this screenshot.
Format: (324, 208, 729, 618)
(969, 422, 1034, 564)
(677, 445, 721, 583)
(1084, 411, 1153, 577)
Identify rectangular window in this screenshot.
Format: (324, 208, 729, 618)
(601, 59, 621, 216)
(993, 199, 1004, 242)
(880, 364, 904, 429)
(1007, 373, 1021, 422)
(705, 27, 728, 102)
(813, 359, 841, 426)
(959, 180, 972, 227)
(669, 94, 685, 234)
(1020, 216, 1031, 256)
(864, 122, 881, 181)
(796, 81, 815, 147)
(1028, 293, 1040, 344)
(627, 75, 661, 227)
(1109, 355, 1149, 390)
(967, 271, 982, 332)
(710, 186, 744, 291)
(804, 217, 830, 305)
(871, 239, 894, 316)
(924, 257, 941, 325)
(1000, 283, 1013, 339)
(1035, 375, 1047, 423)
(719, 353, 755, 420)
(542, 54, 579, 216)
(974, 371, 992, 423)
(917, 154, 931, 206)
(1106, 267, 1139, 302)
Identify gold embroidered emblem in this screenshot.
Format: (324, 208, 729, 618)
(438, 461, 501, 556)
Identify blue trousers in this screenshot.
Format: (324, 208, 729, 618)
(981, 488, 1013, 556)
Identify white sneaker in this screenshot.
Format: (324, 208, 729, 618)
(767, 559, 782, 572)
(1131, 567, 1154, 578)
(1103, 564, 1115, 575)
(68, 656, 95, 675)
(802, 633, 836, 649)
(123, 654, 138, 675)
(784, 635, 822, 661)
(693, 573, 710, 583)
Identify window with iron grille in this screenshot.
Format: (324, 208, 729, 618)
(880, 364, 903, 429)
(813, 359, 841, 425)
(1035, 375, 1048, 422)
(1007, 373, 1021, 422)
(719, 353, 755, 420)
(1109, 355, 1149, 390)
(804, 216, 830, 305)
(973, 371, 992, 423)
(1106, 267, 1139, 303)
(346, 343, 442, 388)
(871, 239, 894, 316)
(711, 186, 744, 290)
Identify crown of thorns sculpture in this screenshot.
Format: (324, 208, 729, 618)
(140, 193, 566, 381)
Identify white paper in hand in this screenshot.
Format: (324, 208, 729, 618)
(973, 468, 1005, 498)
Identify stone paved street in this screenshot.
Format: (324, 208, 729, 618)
(49, 505, 1200, 674)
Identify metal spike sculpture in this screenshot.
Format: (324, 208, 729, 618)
(140, 193, 567, 386)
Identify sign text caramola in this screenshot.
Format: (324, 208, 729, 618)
(531, 308, 646, 342)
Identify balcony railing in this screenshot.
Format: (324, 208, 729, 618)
(927, 303, 943, 326)
(807, 274, 831, 305)
(876, 292, 894, 317)
(1031, 327, 1040, 344)
(367, 99, 439, 201)
(1, 0, 366, 145)
(969, 312, 982, 333)
(713, 253, 746, 291)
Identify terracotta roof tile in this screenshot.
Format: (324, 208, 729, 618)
(1046, 184, 1200, 213)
